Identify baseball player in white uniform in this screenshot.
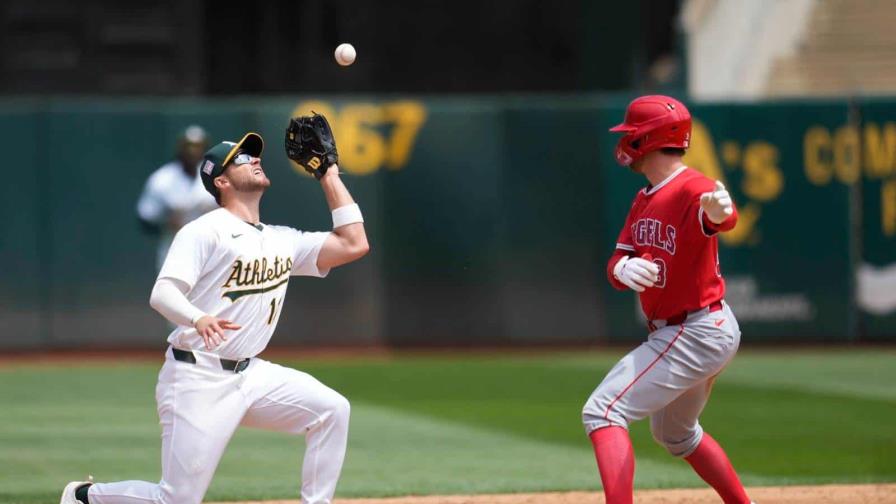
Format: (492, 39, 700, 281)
(62, 130, 369, 504)
(137, 125, 218, 270)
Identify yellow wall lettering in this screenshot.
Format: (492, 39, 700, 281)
(804, 126, 833, 185)
(683, 119, 725, 183)
(884, 179, 896, 237)
(290, 100, 428, 176)
(833, 125, 861, 184)
(864, 122, 896, 179)
(720, 141, 741, 167)
(339, 104, 387, 175)
(741, 141, 783, 201)
(384, 101, 427, 169)
(720, 202, 760, 246)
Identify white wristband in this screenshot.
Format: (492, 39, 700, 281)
(332, 203, 364, 228)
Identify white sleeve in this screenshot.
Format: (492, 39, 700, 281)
(136, 174, 168, 224)
(149, 277, 205, 327)
(157, 222, 216, 289)
(289, 229, 331, 277)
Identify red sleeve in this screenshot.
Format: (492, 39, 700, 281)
(701, 201, 738, 234)
(687, 175, 739, 237)
(606, 249, 631, 290)
(607, 201, 637, 290)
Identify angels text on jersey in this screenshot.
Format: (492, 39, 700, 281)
(631, 218, 677, 255)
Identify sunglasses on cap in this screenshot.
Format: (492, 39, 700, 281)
(232, 152, 257, 166)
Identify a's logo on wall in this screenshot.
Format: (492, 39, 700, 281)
(202, 160, 215, 175)
(683, 119, 783, 247)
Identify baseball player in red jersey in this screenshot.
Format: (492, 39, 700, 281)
(582, 96, 755, 504)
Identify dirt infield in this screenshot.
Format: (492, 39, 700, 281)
(209, 484, 896, 504)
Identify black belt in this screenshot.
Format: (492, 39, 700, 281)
(172, 347, 251, 373)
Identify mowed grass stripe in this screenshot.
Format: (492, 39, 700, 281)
(695, 382, 896, 478)
(721, 350, 896, 401)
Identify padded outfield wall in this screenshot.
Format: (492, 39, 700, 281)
(1, 96, 893, 349)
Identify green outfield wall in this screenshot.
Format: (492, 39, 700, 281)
(0, 96, 893, 348)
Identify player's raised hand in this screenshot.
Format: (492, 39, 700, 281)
(194, 315, 242, 350)
(699, 180, 734, 224)
(613, 256, 659, 292)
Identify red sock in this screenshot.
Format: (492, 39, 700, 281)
(684, 432, 750, 504)
(589, 426, 635, 504)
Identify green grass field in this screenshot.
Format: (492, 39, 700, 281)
(1, 349, 894, 503)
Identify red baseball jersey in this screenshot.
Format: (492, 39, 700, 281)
(607, 166, 738, 321)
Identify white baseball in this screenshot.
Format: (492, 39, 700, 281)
(335, 43, 356, 66)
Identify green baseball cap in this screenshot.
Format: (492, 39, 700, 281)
(199, 132, 264, 200)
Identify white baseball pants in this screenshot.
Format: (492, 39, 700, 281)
(89, 347, 350, 504)
(582, 302, 741, 456)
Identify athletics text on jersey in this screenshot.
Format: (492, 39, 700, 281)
(158, 208, 330, 358)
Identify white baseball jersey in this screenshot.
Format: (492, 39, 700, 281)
(137, 161, 218, 269)
(158, 208, 331, 359)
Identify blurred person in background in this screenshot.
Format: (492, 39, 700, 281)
(137, 125, 217, 270)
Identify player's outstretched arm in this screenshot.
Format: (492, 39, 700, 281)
(316, 165, 370, 270)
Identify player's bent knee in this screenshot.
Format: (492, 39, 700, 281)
(649, 416, 665, 446)
(325, 392, 351, 426)
(649, 420, 703, 457)
(581, 395, 628, 434)
(335, 394, 350, 419)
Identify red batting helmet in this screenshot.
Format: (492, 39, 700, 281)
(609, 95, 691, 166)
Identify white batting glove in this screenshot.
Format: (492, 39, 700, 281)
(613, 256, 659, 292)
(699, 180, 734, 224)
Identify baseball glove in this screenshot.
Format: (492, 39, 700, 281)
(285, 113, 338, 179)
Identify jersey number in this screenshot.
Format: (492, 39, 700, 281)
(267, 298, 282, 325)
(651, 258, 667, 288)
